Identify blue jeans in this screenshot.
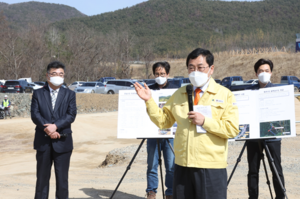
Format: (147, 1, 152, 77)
(146, 138, 175, 196)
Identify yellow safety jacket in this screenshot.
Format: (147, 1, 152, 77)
(3, 99, 10, 107)
(145, 78, 239, 168)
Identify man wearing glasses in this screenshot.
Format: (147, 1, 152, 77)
(31, 61, 77, 199)
(146, 62, 177, 199)
(135, 48, 239, 199)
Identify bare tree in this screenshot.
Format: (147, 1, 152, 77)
(0, 22, 27, 79)
(141, 41, 155, 79)
(62, 25, 103, 82)
(23, 24, 50, 81)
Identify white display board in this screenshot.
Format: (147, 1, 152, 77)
(118, 85, 296, 140)
(231, 85, 296, 140)
(117, 89, 177, 139)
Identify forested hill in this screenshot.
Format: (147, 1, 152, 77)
(0, 1, 86, 29)
(53, 0, 300, 54)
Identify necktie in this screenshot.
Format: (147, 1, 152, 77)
(51, 90, 57, 110)
(194, 88, 202, 105)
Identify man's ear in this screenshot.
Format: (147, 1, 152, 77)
(210, 65, 215, 75)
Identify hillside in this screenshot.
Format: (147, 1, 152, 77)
(131, 50, 300, 84)
(52, 0, 300, 54)
(0, 1, 86, 29)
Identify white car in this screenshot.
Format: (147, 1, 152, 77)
(69, 81, 86, 91)
(28, 83, 44, 90)
(74, 82, 105, 93)
(245, 79, 259, 84)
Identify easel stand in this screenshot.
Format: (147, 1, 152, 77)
(227, 139, 288, 199)
(110, 138, 175, 199)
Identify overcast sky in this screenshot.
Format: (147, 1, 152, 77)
(1, 0, 261, 16)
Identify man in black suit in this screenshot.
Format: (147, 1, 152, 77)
(31, 61, 77, 199)
(247, 59, 285, 199)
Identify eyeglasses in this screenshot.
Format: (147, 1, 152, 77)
(154, 73, 166, 77)
(188, 66, 209, 72)
(48, 72, 64, 77)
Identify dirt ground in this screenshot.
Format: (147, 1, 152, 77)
(1, 99, 300, 199)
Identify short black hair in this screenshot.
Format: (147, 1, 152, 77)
(254, 59, 273, 73)
(186, 48, 214, 67)
(47, 61, 66, 73)
(152, 62, 170, 75)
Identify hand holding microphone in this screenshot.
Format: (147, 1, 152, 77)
(186, 85, 205, 126)
(45, 133, 68, 139)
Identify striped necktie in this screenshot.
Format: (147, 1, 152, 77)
(194, 88, 202, 105)
(51, 90, 57, 110)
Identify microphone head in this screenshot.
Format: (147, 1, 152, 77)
(186, 85, 193, 94)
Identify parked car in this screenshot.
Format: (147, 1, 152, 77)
(167, 77, 190, 88)
(167, 78, 182, 88)
(0, 82, 3, 93)
(24, 84, 35, 93)
(34, 81, 46, 87)
(18, 77, 32, 83)
(2, 80, 30, 93)
(144, 79, 156, 86)
(180, 78, 191, 87)
(245, 79, 259, 84)
(74, 82, 105, 93)
(280, 76, 300, 92)
(28, 82, 44, 90)
(215, 79, 221, 84)
(221, 76, 254, 91)
(103, 79, 142, 94)
(68, 81, 85, 91)
(97, 77, 116, 85)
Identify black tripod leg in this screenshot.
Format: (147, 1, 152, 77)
(227, 141, 247, 186)
(110, 139, 146, 199)
(263, 141, 288, 199)
(157, 139, 165, 199)
(258, 141, 274, 199)
(166, 138, 175, 155)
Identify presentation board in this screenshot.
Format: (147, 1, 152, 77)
(230, 85, 296, 140)
(117, 89, 177, 139)
(117, 85, 296, 140)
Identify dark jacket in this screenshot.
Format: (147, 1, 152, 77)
(31, 84, 77, 153)
(149, 81, 178, 90)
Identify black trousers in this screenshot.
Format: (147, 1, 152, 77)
(173, 164, 227, 199)
(247, 141, 285, 199)
(34, 146, 72, 199)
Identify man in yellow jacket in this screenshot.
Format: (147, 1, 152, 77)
(134, 48, 239, 199)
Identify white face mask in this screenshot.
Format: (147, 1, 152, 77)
(50, 76, 64, 87)
(258, 72, 271, 84)
(189, 67, 211, 87)
(155, 76, 167, 85)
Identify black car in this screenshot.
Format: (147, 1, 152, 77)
(2, 80, 30, 93)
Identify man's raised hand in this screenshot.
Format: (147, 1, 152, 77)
(133, 82, 152, 101)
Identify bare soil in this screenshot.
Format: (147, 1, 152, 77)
(0, 99, 300, 199)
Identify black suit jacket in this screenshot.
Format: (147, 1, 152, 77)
(31, 84, 77, 153)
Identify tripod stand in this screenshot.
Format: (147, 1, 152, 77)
(110, 138, 175, 199)
(227, 139, 287, 199)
